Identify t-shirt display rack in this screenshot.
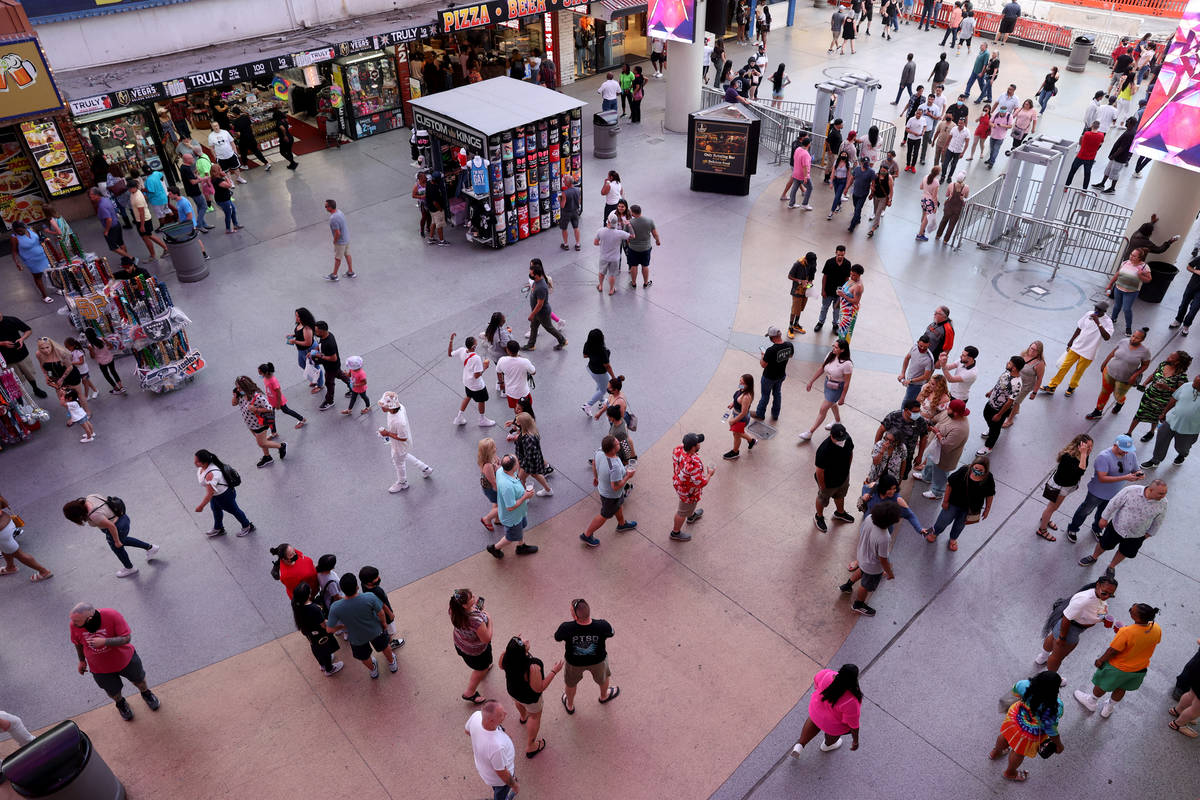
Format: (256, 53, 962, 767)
(0, 355, 46, 447)
(44, 241, 204, 394)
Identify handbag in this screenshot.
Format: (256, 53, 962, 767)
(1038, 738, 1057, 759)
(11, 513, 24, 528)
(1042, 483, 1061, 502)
(624, 410, 638, 431)
(965, 511, 982, 524)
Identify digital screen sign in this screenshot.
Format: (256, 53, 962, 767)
(1133, 1, 1200, 174)
(648, 0, 696, 44)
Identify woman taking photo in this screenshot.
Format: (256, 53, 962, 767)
(286, 307, 323, 394)
(789, 663, 862, 756)
(865, 431, 906, 487)
(926, 454, 995, 550)
(1003, 340, 1044, 429)
(799, 339, 853, 441)
(513, 412, 553, 496)
(292, 581, 343, 676)
(449, 588, 494, 705)
(500, 635, 564, 759)
(581, 329, 615, 414)
(478, 437, 502, 532)
(233, 375, 286, 468)
(1036, 434, 1092, 542)
(724, 373, 757, 460)
(990, 670, 1064, 782)
(1105, 247, 1152, 336)
(1127, 350, 1191, 442)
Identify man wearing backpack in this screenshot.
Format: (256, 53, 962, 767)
(62, 495, 159, 579)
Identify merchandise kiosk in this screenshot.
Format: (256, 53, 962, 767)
(408, 77, 586, 248)
(686, 103, 761, 196)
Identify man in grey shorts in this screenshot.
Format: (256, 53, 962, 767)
(554, 598, 619, 713)
(594, 213, 631, 295)
(559, 174, 583, 251)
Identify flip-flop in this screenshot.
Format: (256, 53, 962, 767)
(1036, 528, 1057, 542)
(461, 692, 485, 705)
(608, 290, 616, 296)
(480, 517, 495, 533)
(561, 693, 575, 715)
(988, 746, 1010, 760)
(1047, 521, 1058, 530)
(30, 572, 52, 582)
(1169, 706, 1180, 717)
(948, 540, 959, 551)
(0, 566, 18, 576)
(599, 685, 620, 704)
(1003, 770, 1029, 782)
(1170, 721, 1199, 737)
(525, 738, 546, 758)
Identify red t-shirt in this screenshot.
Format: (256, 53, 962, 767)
(279, 550, 318, 599)
(1077, 131, 1105, 161)
(70, 608, 135, 674)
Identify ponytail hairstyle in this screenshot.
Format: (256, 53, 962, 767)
(194, 449, 226, 472)
(291, 580, 314, 632)
(820, 663, 863, 704)
(64, 336, 83, 352)
(1131, 603, 1159, 624)
(485, 312, 506, 345)
(258, 362, 276, 377)
(84, 328, 106, 350)
(449, 589, 474, 630)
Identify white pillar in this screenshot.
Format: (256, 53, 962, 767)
(664, 0, 707, 134)
(1123, 161, 1200, 263)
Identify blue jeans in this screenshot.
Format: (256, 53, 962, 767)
(830, 178, 847, 213)
(849, 193, 869, 229)
(964, 72, 980, 99)
(1110, 288, 1136, 333)
(588, 370, 609, 406)
(211, 487, 251, 531)
(602, 98, 618, 112)
(986, 138, 1003, 166)
(817, 294, 837, 326)
(932, 504, 969, 541)
(902, 380, 925, 407)
(1067, 492, 1108, 535)
(976, 75, 993, 103)
(920, 461, 948, 497)
(492, 785, 514, 800)
(106, 515, 153, 569)
(1037, 89, 1053, 114)
(756, 375, 784, 419)
(788, 178, 813, 206)
(187, 194, 208, 228)
(217, 199, 239, 231)
(1175, 280, 1200, 326)
(894, 83, 913, 104)
(296, 348, 324, 387)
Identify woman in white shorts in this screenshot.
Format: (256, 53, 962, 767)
(0, 494, 52, 582)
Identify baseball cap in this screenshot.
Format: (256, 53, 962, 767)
(948, 398, 969, 416)
(682, 432, 705, 449)
(766, 325, 782, 338)
(829, 423, 848, 441)
(1114, 434, 1134, 450)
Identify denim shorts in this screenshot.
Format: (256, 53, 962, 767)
(823, 380, 843, 403)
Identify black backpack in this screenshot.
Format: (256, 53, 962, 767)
(222, 463, 242, 489)
(104, 496, 127, 518)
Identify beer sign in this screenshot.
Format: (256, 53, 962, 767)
(0, 38, 65, 124)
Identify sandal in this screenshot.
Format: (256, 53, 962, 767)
(1003, 770, 1029, 782)
(0, 566, 17, 576)
(847, 560, 859, 572)
(1001, 420, 1014, 428)
(461, 692, 485, 705)
(561, 693, 575, 715)
(1036, 528, 1057, 542)
(525, 738, 546, 758)
(1169, 706, 1180, 717)
(988, 745, 1010, 760)
(1047, 521, 1058, 531)
(30, 572, 53, 582)
(599, 685, 620, 704)
(1170, 720, 1198, 737)
(925, 532, 937, 543)
(480, 517, 495, 533)
(948, 540, 959, 551)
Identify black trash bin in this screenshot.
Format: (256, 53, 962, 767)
(160, 222, 208, 283)
(1139, 260, 1178, 304)
(1067, 34, 1094, 73)
(1, 721, 124, 799)
(593, 110, 620, 159)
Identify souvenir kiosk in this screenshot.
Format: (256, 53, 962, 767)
(408, 77, 586, 248)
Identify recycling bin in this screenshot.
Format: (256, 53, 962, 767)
(160, 222, 208, 283)
(1139, 260, 1178, 303)
(1, 721, 125, 799)
(1067, 35, 1094, 73)
(593, 110, 620, 159)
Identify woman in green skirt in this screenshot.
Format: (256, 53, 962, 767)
(1073, 603, 1162, 718)
(1127, 351, 1191, 442)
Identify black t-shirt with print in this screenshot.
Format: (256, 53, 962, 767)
(762, 341, 795, 380)
(554, 618, 614, 666)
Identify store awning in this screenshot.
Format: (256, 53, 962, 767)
(409, 77, 586, 151)
(594, 0, 649, 21)
(27, 0, 195, 25)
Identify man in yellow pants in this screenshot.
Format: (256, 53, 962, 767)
(1043, 303, 1114, 397)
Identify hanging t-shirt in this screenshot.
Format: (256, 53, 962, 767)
(469, 156, 490, 195)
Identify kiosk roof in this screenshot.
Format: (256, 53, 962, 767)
(408, 76, 586, 138)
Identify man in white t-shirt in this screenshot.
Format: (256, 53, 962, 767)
(598, 72, 621, 112)
(448, 333, 495, 427)
(1044, 303, 1114, 396)
(594, 215, 632, 295)
(1094, 96, 1119, 135)
(940, 345, 979, 404)
(942, 119, 971, 178)
(207, 121, 245, 184)
(465, 702, 518, 799)
(496, 340, 536, 410)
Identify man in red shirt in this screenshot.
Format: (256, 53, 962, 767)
(670, 433, 716, 542)
(1065, 122, 1105, 191)
(69, 603, 160, 721)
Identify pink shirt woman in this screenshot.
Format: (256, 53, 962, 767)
(808, 668, 862, 734)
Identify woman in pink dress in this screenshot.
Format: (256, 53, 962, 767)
(790, 664, 862, 755)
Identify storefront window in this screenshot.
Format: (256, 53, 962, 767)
(340, 53, 400, 117)
(75, 108, 164, 182)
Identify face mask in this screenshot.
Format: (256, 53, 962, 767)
(832, 438, 847, 447)
(83, 612, 103, 632)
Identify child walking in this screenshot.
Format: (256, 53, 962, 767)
(84, 329, 125, 394)
(61, 388, 96, 442)
(258, 362, 306, 431)
(64, 337, 99, 399)
(343, 355, 370, 415)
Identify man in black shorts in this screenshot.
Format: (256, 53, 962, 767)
(325, 572, 398, 679)
(559, 174, 582, 250)
(1078, 480, 1168, 575)
(69, 602, 160, 721)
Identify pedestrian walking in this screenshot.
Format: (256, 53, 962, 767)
(324, 199, 355, 280)
(1036, 576, 1118, 672)
(62, 495, 159, 578)
(1077, 480, 1168, 575)
(8, 222, 56, 303)
(449, 588, 494, 705)
(865, 166, 894, 239)
(324, 572, 398, 679)
(286, 307, 323, 395)
(815, 246, 850, 332)
(1169, 250, 1200, 334)
(69, 603, 160, 721)
(964, 44, 989, 99)
(555, 598, 618, 711)
(1143, 374, 1200, 467)
(449, 333, 496, 428)
(1042, 304, 1113, 397)
(500, 635, 563, 760)
(273, 109, 298, 170)
(826, 153, 852, 219)
(893, 53, 917, 104)
(580, 329, 615, 414)
(256, 363, 306, 434)
(1093, 118, 1136, 194)
(523, 260, 567, 351)
(753, 326, 794, 421)
(593, 212, 631, 296)
(724, 373, 758, 459)
(839, 501, 903, 616)
(207, 119, 244, 183)
(898, 335, 934, 406)
(1126, 351, 1191, 442)
(925, 455, 995, 550)
(916, 398, 969, 499)
(466, 701, 519, 800)
(1074, 602, 1161, 718)
(1086, 329, 1150, 419)
(1104, 248, 1152, 335)
(829, 4, 846, 51)
(916, 166, 941, 241)
(579, 436, 637, 547)
(1036, 434, 1092, 542)
(233, 376, 286, 468)
(984, 110, 1011, 168)
(486, 454, 539, 557)
(0, 493, 51, 582)
(813, 423, 855, 533)
(477, 437, 502, 532)
(340, 355, 370, 415)
(1065, 123, 1105, 189)
(291, 581, 343, 676)
(377, 391, 434, 492)
(789, 664, 862, 756)
(194, 449, 254, 538)
(786, 253, 817, 336)
(799, 339, 853, 441)
(976, 355, 1025, 455)
(670, 432, 714, 542)
(991, 671, 1064, 783)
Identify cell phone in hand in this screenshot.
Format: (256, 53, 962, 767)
(475, 597, 485, 610)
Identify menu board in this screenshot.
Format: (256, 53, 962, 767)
(0, 131, 45, 227)
(691, 119, 749, 176)
(20, 120, 82, 197)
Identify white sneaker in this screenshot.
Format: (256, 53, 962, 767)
(369, 657, 380, 679)
(421, 466, 434, 478)
(913, 472, 929, 482)
(80, 435, 94, 442)
(922, 490, 941, 500)
(536, 488, 554, 497)
(797, 431, 812, 441)
(976, 446, 992, 456)
(479, 416, 496, 427)
(1073, 689, 1098, 712)
(819, 737, 843, 752)
(236, 176, 247, 184)
(146, 544, 160, 559)
(324, 661, 344, 676)
(1099, 697, 1114, 718)
(802, 205, 814, 211)
(116, 567, 139, 578)
(790, 743, 804, 758)
(1034, 650, 1050, 665)
(89, 390, 99, 399)
(388, 657, 399, 673)
(581, 403, 592, 415)
(824, 423, 835, 430)
(388, 482, 410, 493)
(453, 412, 467, 425)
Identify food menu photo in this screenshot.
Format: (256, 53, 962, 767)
(0, 130, 46, 229)
(20, 119, 82, 197)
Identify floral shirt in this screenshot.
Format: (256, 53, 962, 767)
(867, 440, 907, 483)
(672, 445, 709, 503)
(987, 372, 1022, 410)
(238, 392, 273, 430)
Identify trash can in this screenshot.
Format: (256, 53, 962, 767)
(593, 110, 620, 159)
(1139, 260, 1179, 303)
(1067, 34, 1094, 73)
(1, 721, 125, 799)
(160, 222, 208, 283)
